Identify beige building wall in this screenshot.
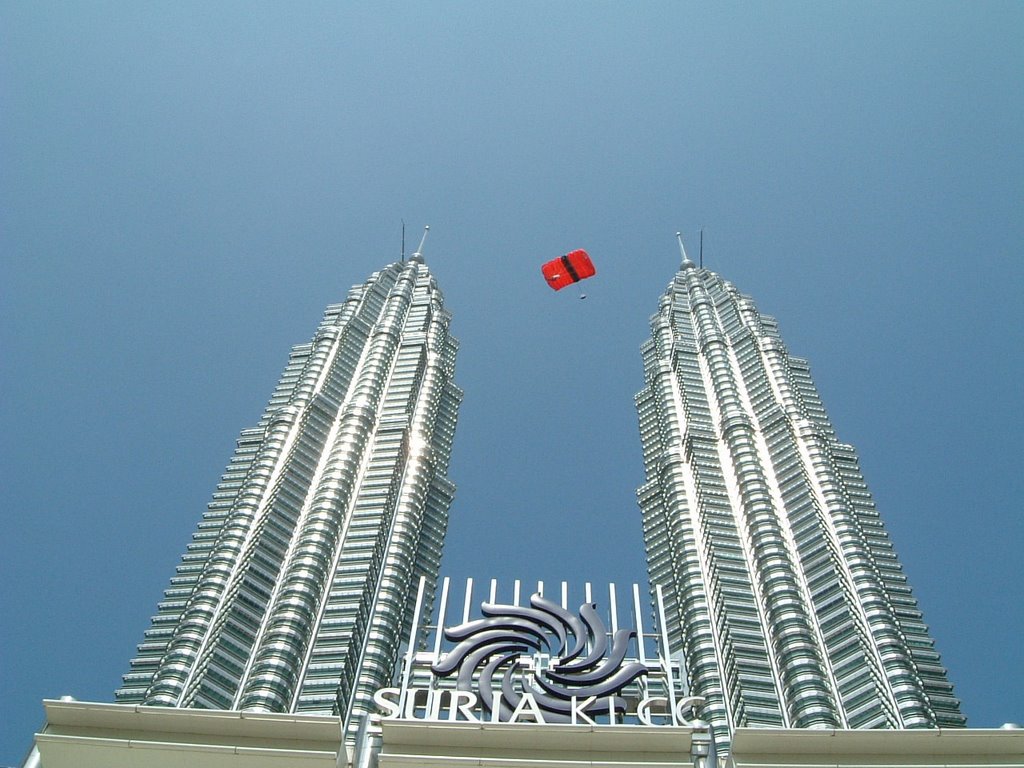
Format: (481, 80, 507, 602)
(25, 699, 1024, 768)
(729, 727, 1024, 768)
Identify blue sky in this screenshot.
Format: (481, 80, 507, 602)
(2, 2, 1022, 762)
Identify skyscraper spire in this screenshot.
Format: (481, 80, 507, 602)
(676, 231, 695, 269)
(635, 258, 963, 751)
(411, 225, 430, 262)
(118, 255, 461, 741)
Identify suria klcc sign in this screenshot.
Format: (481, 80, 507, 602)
(374, 578, 704, 727)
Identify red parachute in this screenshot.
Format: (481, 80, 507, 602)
(541, 249, 596, 295)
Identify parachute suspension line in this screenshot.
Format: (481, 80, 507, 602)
(413, 225, 430, 258)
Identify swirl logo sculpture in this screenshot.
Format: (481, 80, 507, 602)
(431, 593, 647, 723)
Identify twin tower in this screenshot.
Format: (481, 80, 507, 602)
(115, 247, 964, 750)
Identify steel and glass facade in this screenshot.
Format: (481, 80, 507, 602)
(117, 254, 461, 740)
(635, 254, 963, 750)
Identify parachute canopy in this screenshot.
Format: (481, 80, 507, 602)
(542, 249, 596, 291)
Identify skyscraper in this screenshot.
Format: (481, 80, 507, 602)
(116, 250, 461, 741)
(635, 244, 963, 750)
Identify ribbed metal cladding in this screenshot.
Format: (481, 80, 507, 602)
(635, 257, 964, 752)
(117, 254, 461, 741)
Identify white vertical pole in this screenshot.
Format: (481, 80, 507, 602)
(462, 577, 474, 624)
(427, 576, 450, 726)
(655, 584, 679, 724)
(432, 577, 450, 657)
(399, 576, 427, 717)
(609, 583, 619, 635)
(633, 583, 647, 665)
